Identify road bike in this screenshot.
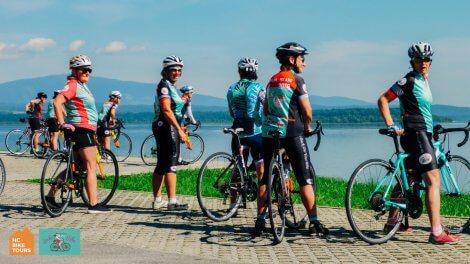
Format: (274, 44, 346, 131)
(31, 125, 65, 158)
(267, 121, 324, 244)
(140, 122, 204, 166)
(101, 119, 132, 162)
(5, 118, 33, 156)
(40, 129, 119, 217)
(345, 123, 470, 244)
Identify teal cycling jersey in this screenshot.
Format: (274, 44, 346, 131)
(262, 70, 308, 138)
(227, 79, 265, 137)
(389, 71, 433, 133)
(43, 100, 55, 119)
(153, 79, 185, 123)
(98, 101, 117, 122)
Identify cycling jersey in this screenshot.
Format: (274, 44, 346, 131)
(227, 79, 265, 137)
(262, 70, 308, 138)
(43, 100, 55, 119)
(98, 101, 117, 122)
(60, 78, 98, 131)
(387, 71, 433, 133)
(29, 99, 43, 119)
(154, 79, 185, 123)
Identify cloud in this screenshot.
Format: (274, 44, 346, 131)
(20, 37, 56, 52)
(68, 40, 85, 51)
(103, 41, 127, 53)
(0, 41, 19, 60)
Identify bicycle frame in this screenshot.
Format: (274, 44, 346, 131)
(434, 140, 462, 196)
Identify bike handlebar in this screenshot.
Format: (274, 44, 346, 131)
(184, 120, 201, 132)
(433, 121, 470, 147)
(305, 120, 323, 151)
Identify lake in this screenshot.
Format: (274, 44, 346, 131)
(1, 122, 469, 180)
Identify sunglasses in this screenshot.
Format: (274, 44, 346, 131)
(78, 68, 93, 74)
(169, 68, 182, 73)
(413, 57, 432, 63)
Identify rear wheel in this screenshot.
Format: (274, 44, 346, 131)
(267, 159, 286, 244)
(32, 130, 51, 158)
(140, 134, 157, 166)
(197, 152, 243, 221)
(5, 129, 30, 155)
(181, 133, 204, 164)
(110, 131, 132, 162)
(345, 159, 404, 244)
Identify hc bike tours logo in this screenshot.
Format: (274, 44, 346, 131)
(39, 228, 80, 256)
(9, 228, 35, 256)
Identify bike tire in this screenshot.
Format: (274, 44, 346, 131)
(267, 159, 286, 244)
(197, 152, 243, 221)
(345, 159, 404, 244)
(285, 165, 311, 229)
(80, 148, 119, 206)
(0, 158, 5, 195)
(40, 151, 72, 217)
(181, 133, 204, 164)
(140, 134, 157, 166)
(110, 131, 132, 162)
(5, 129, 30, 156)
(32, 130, 50, 158)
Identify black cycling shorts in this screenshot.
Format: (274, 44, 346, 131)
(28, 117, 41, 131)
(400, 130, 438, 175)
(64, 128, 97, 152)
(261, 136, 314, 187)
(231, 133, 264, 164)
(152, 120, 180, 175)
(45, 118, 59, 133)
(97, 124, 111, 138)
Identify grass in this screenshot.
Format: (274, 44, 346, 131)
(30, 168, 469, 217)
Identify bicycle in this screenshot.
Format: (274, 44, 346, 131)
(0, 157, 5, 195)
(31, 124, 65, 158)
(345, 122, 470, 244)
(40, 128, 119, 217)
(5, 118, 32, 156)
(140, 121, 204, 166)
(266, 121, 324, 244)
(102, 119, 132, 162)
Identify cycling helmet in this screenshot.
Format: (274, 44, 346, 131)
(37, 92, 47, 98)
(238, 57, 259, 72)
(69, 54, 92, 69)
(179, 85, 193, 93)
(109, 90, 122, 98)
(276, 42, 308, 59)
(408, 42, 434, 59)
(162, 56, 184, 69)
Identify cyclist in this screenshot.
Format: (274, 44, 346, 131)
(25, 92, 47, 153)
(255, 42, 328, 236)
(178, 85, 200, 165)
(43, 90, 64, 151)
(227, 57, 265, 211)
(49, 54, 111, 214)
(378, 42, 460, 244)
(151, 55, 188, 210)
(97, 91, 122, 151)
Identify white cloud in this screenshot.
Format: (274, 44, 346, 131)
(0, 42, 19, 60)
(20, 37, 56, 52)
(103, 41, 127, 53)
(68, 40, 85, 51)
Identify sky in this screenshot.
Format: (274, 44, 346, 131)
(0, 0, 469, 106)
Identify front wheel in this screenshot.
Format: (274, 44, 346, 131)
(267, 160, 286, 244)
(197, 152, 243, 221)
(80, 148, 119, 206)
(345, 159, 405, 244)
(110, 131, 132, 162)
(180, 133, 204, 164)
(5, 129, 30, 155)
(140, 134, 157, 166)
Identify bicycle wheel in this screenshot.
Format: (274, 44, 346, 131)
(140, 134, 157, 166)
(440, 155, 470, 229)
(62, 243, 71, 251)
(267, 159, 286, 244)
(5, 129, 30, 155)
(0, 158, 5, 195)
(285, 166, 310, 229)
(197, 152, 243, 221)
(110, 131, 132, 162)
(345, 159, 405, 244)
(40, 151, 72, 217)
(32, 130, 50, 158)
(181, 133, 204, 164)
(80, 149, 119, 206)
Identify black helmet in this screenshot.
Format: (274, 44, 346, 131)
(276, 42, 308, 59)
(37, 92, 47, 99)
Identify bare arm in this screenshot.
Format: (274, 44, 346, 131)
(54, 94, 67, 125)
(161, 98, 186, 142)
(378, 90, 403, 135)
(109, 108, 116, 126)
(298, 96, 312, 131)
(25, 100, 35, 112)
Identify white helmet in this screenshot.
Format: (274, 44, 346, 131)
(109, 91, 122, 99)
(408, 42, 434, 59)
(238, 57, 259, 72)
(162, 56, 184, 69)
(69, 54, 92, 69)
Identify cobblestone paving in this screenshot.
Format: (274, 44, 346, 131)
(0, 181, 468, 263)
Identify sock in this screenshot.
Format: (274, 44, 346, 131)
(309, 216, 318, 223)
(154, 196, 162, 203)
(257, 213, 267, 220)
(169, 198, 177, 204)
(432, 225, 443, 236)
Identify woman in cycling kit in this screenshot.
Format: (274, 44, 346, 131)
(97, 91, 122, 150)
(254, 42, 328, 236)
(378, 42, 461, 244)
(26, 92, 47, 153)
(227, 57, 265, 211)
(49, 54, 111, 214)
(151, 56, 189, 211)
